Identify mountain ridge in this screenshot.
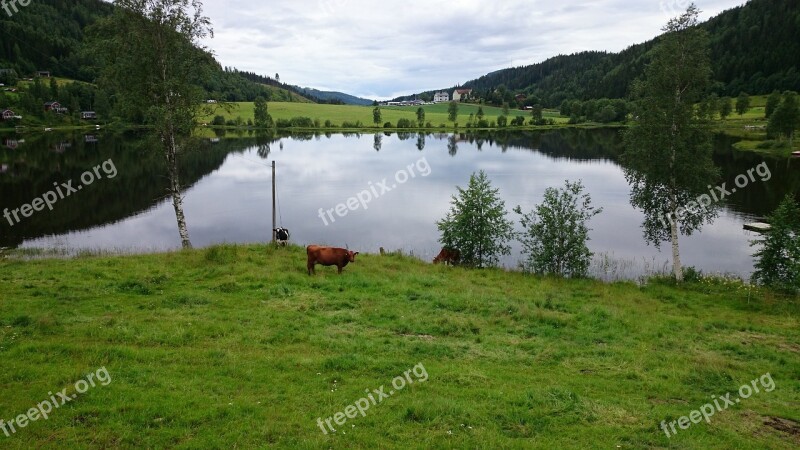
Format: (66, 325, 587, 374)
(394, 0, 800, 106)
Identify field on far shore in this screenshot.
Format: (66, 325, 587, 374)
(201, 102, 567, 128)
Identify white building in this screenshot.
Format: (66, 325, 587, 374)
(433, 91, 449, 103)
(452, 89, 473, 101)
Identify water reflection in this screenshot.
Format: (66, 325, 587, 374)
(1, 129, 798, 278)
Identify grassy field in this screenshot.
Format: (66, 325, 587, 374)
(0, 244, 798, 448)
(200, 102, 566, 128)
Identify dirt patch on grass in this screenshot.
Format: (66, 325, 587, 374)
(731, 331, 800, 354)
(648, 397, 689, 405)
(399, 333, 434, 340)
(764, 416, 800, 439)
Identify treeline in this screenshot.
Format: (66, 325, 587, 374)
(398, 0, 800, 107)
(558, 98, 630, 124)
(203, 68, 310, 103)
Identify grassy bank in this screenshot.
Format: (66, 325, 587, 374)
(0, 244, 798, 448)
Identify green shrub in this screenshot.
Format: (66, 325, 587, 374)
(515, 180, 602, 278)
(438, 171, 515, 268)
(751, 195, 800, 293)
(396, 118, 414, 128)
(289, 116, 314, 127)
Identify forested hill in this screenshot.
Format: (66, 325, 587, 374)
(0, 0, 113, 80)
(0, 0, 315, 103)
(397, 0, 800, 107)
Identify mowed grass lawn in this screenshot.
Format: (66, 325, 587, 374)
(0, 245, 798, 448)
(201, 102, 566, 128)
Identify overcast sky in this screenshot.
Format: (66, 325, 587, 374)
(198, 0, 747, 100)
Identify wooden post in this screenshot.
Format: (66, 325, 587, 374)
(272, 161, 276, 244)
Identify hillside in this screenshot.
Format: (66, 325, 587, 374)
(0, 0, 315, 104)
(295, 87, 375, 106)
(0, 244, 798, 448)
(0, 0, 113, 80)
(397, 0, 800, 106)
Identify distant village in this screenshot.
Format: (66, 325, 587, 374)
(380, 88, 473, 106)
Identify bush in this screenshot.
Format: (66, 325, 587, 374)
(476, 119, 490, 128)
(515, 180, 602, 278)
(396, 118, 414, 128)
(511, 116, 525, 126)
(751, 194, 800, 293)
(341, 120, 363, 128)
(384, 122, 393, 128)
(324, 119, 333, 128)
(211, 115, 226, 126)
(275, 118, 292, 128)
(290, 116, 314, 127)
(437, 171, 515, 268)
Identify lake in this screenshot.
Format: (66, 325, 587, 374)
(1, 129, 798, 280)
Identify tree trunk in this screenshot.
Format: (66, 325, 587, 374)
(670, 88, 683, 282)
(670, 216, 682, 281)
(165, 132, 192, 249)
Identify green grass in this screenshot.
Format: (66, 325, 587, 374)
(0, 244, 798, 448)
(201, 102, 567, 128)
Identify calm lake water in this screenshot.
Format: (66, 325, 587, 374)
(2, 129, 799, 279)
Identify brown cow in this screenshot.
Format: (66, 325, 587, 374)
(433, 248, 460, 265)
(307, 245, 359, 275)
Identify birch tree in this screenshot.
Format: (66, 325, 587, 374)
(622, 4, 719, 281)
(91, 0, 213, 249)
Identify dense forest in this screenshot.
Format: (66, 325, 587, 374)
(396, 0, 800, 107)
(0, 0, 316, 115)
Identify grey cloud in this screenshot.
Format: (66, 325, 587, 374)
(199, 0, 746, 98)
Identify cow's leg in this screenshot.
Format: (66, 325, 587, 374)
(307, 260, 315, 275)
(337, 264, 343, 274)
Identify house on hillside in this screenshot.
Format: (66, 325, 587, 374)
(452, 89, 473, 101)
(44, 101, 61, 111)
(433, 91, 450, 103)
(1, 109, 15, 120)
(4, 138, 20, 150)
(36, 71, 51, 78)
(515, 93, 527, 103)
(80, 111, 97, 120)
